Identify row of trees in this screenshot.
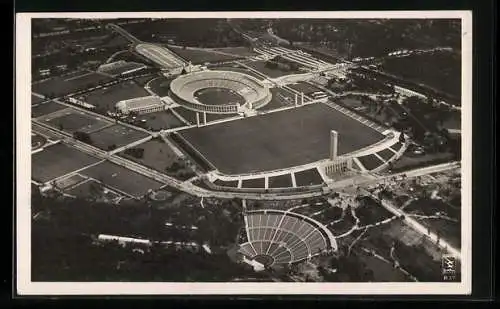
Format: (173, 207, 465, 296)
(269, 19, 461, 59)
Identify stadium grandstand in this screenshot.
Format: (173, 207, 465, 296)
(97, 60, 147, 77)
(115, 96, 165, 114)
(135, 43, 187, 70)
(238, 210, 337, 269)
(169, 70, 272, 114)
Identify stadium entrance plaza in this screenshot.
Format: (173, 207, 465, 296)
(179, 103, 385, 175)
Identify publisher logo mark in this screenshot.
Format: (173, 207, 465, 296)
(442, 255, 456, 281)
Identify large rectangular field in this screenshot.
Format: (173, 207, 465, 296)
(32, 101, 68, 118)
(38, 108, 112, 134)
(134, 110, 185, 131)
(80, 160, 164, 197)
(32, 143, 101, 183)
(179, 103, 385, 174)
(89, 125, 150, 150)
(32, 71, 113, 97)
(118, 139, 179, 172)
(77, 80, 150, 111)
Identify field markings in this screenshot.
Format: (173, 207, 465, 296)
(84, 176, 138, 199)
(47, 159, 106, 185)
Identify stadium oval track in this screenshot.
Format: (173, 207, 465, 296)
(169, 70, 272, 114)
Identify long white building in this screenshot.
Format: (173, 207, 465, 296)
(115, 96, 166, 114)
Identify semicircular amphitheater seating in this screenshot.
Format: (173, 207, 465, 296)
(238, 211, 331, 266)
(169, 70, 271, 113)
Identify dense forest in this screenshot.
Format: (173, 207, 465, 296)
(31, 188, 250, 281)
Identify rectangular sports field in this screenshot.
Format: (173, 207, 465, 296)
(32, 143, 101, 183)
(32, 71, 113, 97)
(80, 160, 164, 197)
(118, 139, 178, 173)
(137, 110, 185, 131)
(39, 108, 112, 134)
(78, 80, 150, 111)
(31, 101, 68, 118)
(89, 125, 150, 150)
(180, 103, 384, 174)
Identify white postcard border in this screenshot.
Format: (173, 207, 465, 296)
(16, 10, 473, 295)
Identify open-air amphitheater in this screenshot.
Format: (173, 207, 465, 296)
(238, 210, 337, 268)
(169, 70, 272, 114)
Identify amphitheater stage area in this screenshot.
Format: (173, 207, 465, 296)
(179, 102, 385, 175)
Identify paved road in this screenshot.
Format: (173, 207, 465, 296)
(31, 120, 329, 201)
(360, 187, 461, 260)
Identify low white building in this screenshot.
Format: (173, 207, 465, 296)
(115, 96, 166, 114)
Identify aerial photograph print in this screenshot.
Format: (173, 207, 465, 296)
(18, 12, 472, 295)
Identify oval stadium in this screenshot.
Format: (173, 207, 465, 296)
(238, 210, 337, 268)
(169, 70, 272, 114)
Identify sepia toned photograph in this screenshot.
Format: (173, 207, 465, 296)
(16, 11, 472, 295)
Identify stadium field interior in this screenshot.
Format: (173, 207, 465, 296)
(194, 88, 246, 106)
(179, 103, 385, 175)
